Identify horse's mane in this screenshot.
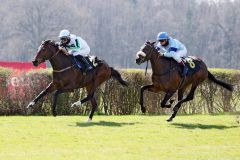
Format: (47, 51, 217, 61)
(43, 39, 58, 48)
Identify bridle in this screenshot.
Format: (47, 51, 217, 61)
(42, 43, 74, 73)
(143, 43, 155, 75)
(142, 43, 176, 77)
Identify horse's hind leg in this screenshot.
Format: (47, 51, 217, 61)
(167, 85, 197, 122)
(52, 89, 62, 116)
(71, 83, 97, 121)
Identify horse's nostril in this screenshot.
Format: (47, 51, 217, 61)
(136, 59, 141, 65)
(32, 60, 38, 66)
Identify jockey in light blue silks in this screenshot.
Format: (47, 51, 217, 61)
(58, 29, 93, 73)
(155, 32, 188, 77)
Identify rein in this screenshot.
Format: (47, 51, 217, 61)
(145, 60, 149, 76)
(49, 49, 60, 61)
(47, 44, 74, 73)
(144, 43, 154, 76)
(52, 65, 74, 73)
(145, 43, 176, 77)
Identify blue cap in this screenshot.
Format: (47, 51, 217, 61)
(157, 32, 169, 41)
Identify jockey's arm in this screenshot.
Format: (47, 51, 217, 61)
(162, 51, 175, 58)
(155, 43, 168, 56)
(58, 46, 70, 55)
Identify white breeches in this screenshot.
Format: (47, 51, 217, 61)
(164, 47, 187, 63)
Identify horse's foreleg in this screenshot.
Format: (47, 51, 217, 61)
(140, 84, 155, 113)
(167, 85, 197, 122)
(27, 82, 56, 109)
(161, 92, 175, 108)
(178, 88, 185, 101)
(52, 89, 71, 117)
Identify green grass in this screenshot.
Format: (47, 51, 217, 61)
(0, 115, 239, 160)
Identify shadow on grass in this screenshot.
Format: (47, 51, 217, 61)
(74, 121, 139, 127)
(171, 123, 239, 130)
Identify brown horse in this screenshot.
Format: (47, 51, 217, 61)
(136, 41, 234, 122)
(27, 40, 127, 121)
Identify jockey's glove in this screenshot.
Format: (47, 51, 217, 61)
(58, 46, 69, 55)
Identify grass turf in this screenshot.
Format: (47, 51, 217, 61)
(0, 115, 239, 160)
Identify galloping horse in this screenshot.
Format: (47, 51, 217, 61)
(136, 41, 233, 122)
(27, 40, 127, 121)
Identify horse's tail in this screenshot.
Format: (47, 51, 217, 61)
(207, 71, 234, 91)
(110, 67, 128, 87)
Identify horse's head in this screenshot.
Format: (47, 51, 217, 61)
(135, 41, 156, 65)
(32, 40, 59, 66)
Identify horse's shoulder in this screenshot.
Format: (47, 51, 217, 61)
(161, 57, 178, 64)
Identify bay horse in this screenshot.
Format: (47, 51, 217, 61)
(136, 41, 234, 122)
(27, 40, 127, 121)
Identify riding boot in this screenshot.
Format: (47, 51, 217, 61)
(75, 55, 93, 73)
(178, 61, 188, 77)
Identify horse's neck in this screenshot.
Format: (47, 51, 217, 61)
(150, 55, 171, 74)
(49, 52, 73, 70)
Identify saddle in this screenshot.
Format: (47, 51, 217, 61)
(181, 56, 201, 76)
(72, 56, 99, 72)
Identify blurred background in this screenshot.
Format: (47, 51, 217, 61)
(0, 0, 239, 69)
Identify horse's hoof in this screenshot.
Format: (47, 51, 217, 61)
(169, 99, 175, 104)
(26, 101, 35, 109)
(71, 101, 81, 108)
(87, 118, 92, 122)
(52, 111, 57, 117)
(141, 107, 146, 113)
(167, 118, 173, 122)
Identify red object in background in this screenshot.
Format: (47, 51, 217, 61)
(0, 61, 46, 70)
(0, 62, 46, 100)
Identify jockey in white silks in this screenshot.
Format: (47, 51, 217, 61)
(155, 32, 188, 77)
(58, 29, 93, 72)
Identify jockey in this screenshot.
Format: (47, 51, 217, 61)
(58, 29, 93, 72)
(156, 32, 188, 77)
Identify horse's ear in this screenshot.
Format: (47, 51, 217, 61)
(146, 40, 150, 44)
(151, 41, 156, 45)
(42, 39, 51, 44)
(145, 40, 155, 46)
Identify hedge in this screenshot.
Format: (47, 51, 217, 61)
(0, 67, 239, 115)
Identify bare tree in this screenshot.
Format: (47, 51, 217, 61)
(15, 0, 69, 60)
(0, 0, 239, 68)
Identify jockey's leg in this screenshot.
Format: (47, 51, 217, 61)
(178, 61, 188, 77)
(173, 52, 188, 77)
(75, 55, 93, 72)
